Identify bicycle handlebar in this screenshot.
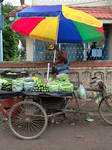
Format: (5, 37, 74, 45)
(91, 77, 97, 80)
(90, 81, 96, 84)
(90, 77, 103, 85)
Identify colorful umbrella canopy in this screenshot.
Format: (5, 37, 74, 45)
(11, 5, 104, 44)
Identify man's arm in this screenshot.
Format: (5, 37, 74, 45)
(54, 45, 68, 63)
(52, 63, 57, 74)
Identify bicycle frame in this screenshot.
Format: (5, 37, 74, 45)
(74, 88, 103, 110)
(58, 86, 106, 116)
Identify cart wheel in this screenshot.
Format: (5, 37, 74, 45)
(8, 101, 48, 140)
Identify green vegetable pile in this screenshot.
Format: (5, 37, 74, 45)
(59, 76, 68, 82)
(33, 82, 49, 92)
(58, 83, 74, 92)
(24, 78, 35, 82)
(0, 76, 74, 93)
(49, 76, 70, 84)
(12, 79, 24, 92)
(0, 79, 7, 90)
(47, 83, 59, 92)
(2, 78, 13, 91)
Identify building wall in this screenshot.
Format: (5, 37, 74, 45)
(31, 0, 109, 6)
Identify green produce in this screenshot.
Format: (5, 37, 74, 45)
(49, 77, 53, 81)
(55, 79, 60, 83)
(37, 78, 44, 82)
(62, 76, 68, 81)
(59, 76, 68, 82)
(58, 83, 73, 92)
(47, 82, 58, 92)
(33, 81, 49, 92)
(2, 80, 12, 91)
(12, 80, 24, 92)
(65, 80, 70, 83)
(59, 78, 63, 81)
(24, 78, 35, 82)
(0, 78, 8, 90)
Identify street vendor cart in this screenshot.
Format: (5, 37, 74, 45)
(0, 90, 74, 140)
(0, 76, 112, 140)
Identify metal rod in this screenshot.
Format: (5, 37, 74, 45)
(55, 16, 60, 44)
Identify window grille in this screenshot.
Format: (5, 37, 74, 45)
(34, 25, 109, 61)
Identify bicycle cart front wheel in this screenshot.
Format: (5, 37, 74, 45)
(8, 101, 48, 140)
(98, 94, 112, 125)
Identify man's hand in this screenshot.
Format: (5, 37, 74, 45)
(54, 45, 59, 52)
(52, 63, 57, 74)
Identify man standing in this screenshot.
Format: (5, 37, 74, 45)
(52, 44, 70, 112)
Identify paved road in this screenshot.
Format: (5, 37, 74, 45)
(0, 113, 112, 150)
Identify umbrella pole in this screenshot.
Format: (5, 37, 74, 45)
(53, 16, 60, 63)
(55, 16, 60, 45)
(47, 63, 50, 80)
(53, 50, 56, 63)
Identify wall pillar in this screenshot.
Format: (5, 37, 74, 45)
(26, 37, 34, 61)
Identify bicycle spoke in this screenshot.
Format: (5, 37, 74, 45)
(8, 101, 48, 140)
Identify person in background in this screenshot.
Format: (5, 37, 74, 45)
(52, 45, 70, 79)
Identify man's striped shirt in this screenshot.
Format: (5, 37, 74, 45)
(55, 60, 70, 75)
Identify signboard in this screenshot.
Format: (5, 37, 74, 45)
(92, 49, 102, 57)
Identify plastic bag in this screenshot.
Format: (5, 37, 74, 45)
(47, 83, 58, 92)
(58, 83, 73, 92)
(12, 80, 24, 92)
(77, 84, 86, 99)
(24, 81, 36, 92)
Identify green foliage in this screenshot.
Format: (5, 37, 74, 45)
(3, 24, 19, 61)
(1, 2, 25, 61)
(2, 2, 15, 25)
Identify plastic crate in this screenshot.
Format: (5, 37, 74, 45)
(1, 70, 20, 79)
(18, 71, 28, 78)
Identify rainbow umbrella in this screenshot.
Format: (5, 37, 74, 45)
(11, 5, 104, 44)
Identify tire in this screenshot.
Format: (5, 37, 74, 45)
(8, 101, 48, 140)
(98, 94, 112, 125)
